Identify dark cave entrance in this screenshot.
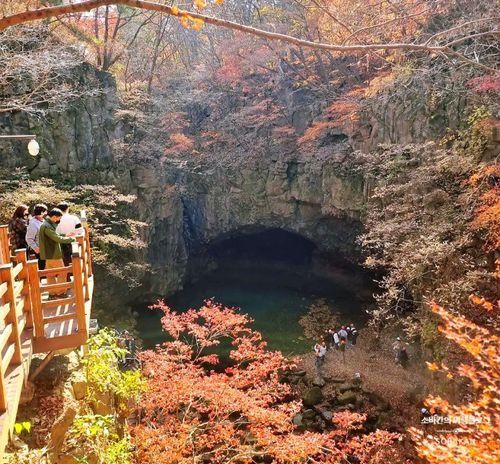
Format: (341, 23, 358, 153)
(137, 227, 376, 352)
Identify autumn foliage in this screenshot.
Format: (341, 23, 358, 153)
(410, 301, 499, 464)
(469, 163, 500, 251)
(132, 301, 402, 463)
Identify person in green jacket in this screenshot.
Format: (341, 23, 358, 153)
(39, 208, 76, 296)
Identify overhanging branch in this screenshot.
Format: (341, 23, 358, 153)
(0, 0, 497, 71)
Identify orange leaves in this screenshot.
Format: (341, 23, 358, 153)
(468, 163, 500, 251)
(164, 132, 194, 156)
(133, 301, 401, 463)
(469, 295, 495, 312)
(298, 121, 335, 146)
(412, 300, 499, 464)
(426, 361, 440, 371)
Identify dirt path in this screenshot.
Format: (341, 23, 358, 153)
(300, 330, 431, 425)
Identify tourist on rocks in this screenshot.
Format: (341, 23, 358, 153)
(327, 328, 339, 350)
(8, 204, 29, 254)
(56, 202, 83, 267)
(39, 208, 76, 297)
(348, 323, 359, 346)
(332, 330, 340, 350)
(338, 326, 348, 344)
(314, 339, 327, 371)
(26, 203, 48, 270)
(393, 337, 409, 368)
(339, 336, 347, 363)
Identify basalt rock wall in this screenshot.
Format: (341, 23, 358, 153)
(132, 147, 366, 297)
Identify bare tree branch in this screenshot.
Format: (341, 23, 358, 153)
(0, 0, 497, 73)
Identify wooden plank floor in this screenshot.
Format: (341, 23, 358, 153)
(0, 330, 32, 457)
(33, 276, 93, 353)
(40, 283, 78, 339)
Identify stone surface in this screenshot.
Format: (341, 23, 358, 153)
(312, 376, 326, 387)
(302, 387, 323, 406)
(48, 402, 78, 450)
(302, 409, 316, 420)
(292, 413, 303, 427)
(71, 378, 87, 400)
(336, 390, 357, 405)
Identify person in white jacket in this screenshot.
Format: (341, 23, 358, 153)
(56, 202, 83, 266)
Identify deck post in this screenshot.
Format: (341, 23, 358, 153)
(27, 261, 44, 339)
(14, 250, 33, 329)
(71, 251, 87, 339)
(0, 265, 22, 365)
(0, 354, 6, 412)
(83, 223, 92, 277)
(0, 227, 9, 265)
(77, 237, 89, 301)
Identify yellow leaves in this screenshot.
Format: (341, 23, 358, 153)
(178, 14, 205, 31)
(191, 18, 204, 31)
(193, 0, 206, 10)
(426, 362, 439, 372)
(170, 6, 179, 15)
(214, 0, 225, 4)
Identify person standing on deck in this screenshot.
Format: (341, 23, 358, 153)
(56, 202, 83, 267)
(26, 203, 48, 270)
(39, 208, 75, 297)
(8, 205, 29, 254)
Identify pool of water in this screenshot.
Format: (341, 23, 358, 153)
(135, 263, 372, 355)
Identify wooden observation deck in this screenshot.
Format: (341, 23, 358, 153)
(0, 223, 93, 457)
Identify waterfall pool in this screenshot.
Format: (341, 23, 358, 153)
(135, 262, 373, 355)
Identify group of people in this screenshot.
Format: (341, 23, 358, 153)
(8, 202, 84, 297)
(313, 323, 359, 369)
(314, 325, 410, 370)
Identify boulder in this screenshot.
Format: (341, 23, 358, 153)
(302, 387, 323, 406)
(292, 413, 304, 427)
(48, 402, 78, 450)
(312, 376, 326, 387)
(71, 379, 87, 400)
(302, 409, 316, 420)
(321, 410, 333, 421)
(338, 382, 354, 393)
(336, 390, 357, 405)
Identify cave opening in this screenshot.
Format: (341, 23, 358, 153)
(137, 227, 376, 353)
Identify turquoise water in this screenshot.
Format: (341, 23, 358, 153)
(135, 264, 372, 355)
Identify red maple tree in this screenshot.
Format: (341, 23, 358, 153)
(131, 300, 403, 463)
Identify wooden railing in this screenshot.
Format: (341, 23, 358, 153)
(0, 220, 94, 456)
(0, 249, 33, 412)
(0, 227, 10, 265)
(27, 226, 93, 352)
